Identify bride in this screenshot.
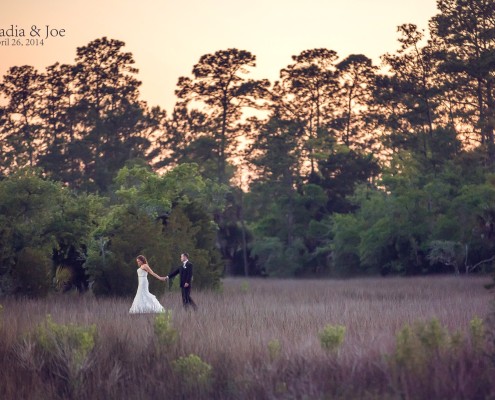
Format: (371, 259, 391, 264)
(129, 255, 166, 314)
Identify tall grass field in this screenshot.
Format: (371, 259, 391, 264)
(0, 276, 494, 399)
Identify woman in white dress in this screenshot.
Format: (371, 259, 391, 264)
(129, 255, 166, 314)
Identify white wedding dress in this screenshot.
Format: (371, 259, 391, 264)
(129, 268, 165, 314)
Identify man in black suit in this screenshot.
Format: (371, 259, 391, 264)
(164, 253, 197, 310)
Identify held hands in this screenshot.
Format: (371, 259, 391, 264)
(161, 276, 169, 282)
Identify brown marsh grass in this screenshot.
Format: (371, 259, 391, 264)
(0, 276, 494, 399)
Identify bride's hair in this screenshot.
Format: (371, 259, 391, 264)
(137, 255, 147, 264)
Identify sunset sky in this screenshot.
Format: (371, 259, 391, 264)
(1, 0, 438, 113)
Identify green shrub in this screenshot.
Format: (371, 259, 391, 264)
(154, 311, 177, 348)
(172, 354, 212, 392)
(469, 316, 484, 353)
(319, 324, 346, 352)
(33, 314, 97, 370)
(391, 318, 485, 374)
(415, 318, 447, 352)
(394, 324, 416, 367)
(392, 319, 448, 372)
(268, 339, 281, 361)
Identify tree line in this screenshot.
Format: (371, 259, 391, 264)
(1, 0, 495, 296)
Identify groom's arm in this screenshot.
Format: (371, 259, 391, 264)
(167, 267, 180, 279)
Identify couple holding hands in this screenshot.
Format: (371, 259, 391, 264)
(129, 253, 197, 314)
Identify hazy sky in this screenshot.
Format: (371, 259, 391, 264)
(1, 0, 438, 113)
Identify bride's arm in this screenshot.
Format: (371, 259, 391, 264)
(143, 264, 165, 281)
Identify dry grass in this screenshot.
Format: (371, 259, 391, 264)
(0, 276, 494, 399)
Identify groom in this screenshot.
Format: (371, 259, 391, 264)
(164, 253, 197, 310)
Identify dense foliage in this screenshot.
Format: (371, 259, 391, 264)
(1, 0, 495, 295)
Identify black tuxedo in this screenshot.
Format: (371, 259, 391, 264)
(167, 261, 197, 309)
(168, 261, 193, 288)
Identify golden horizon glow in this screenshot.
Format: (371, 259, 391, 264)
(1, 0, 438, 113)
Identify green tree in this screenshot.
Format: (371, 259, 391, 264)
(161, 205, 223, 289)
(50, 191, 105, 292)
(246, 117, 340, 276)
(156, 104, 213, 174)
(309, 142, 380, 214)
(215, 187, 254, 276)
(37, 62, 79, 183)
(0, 169, 106, 296)
(0, 169, 62, 296)
(0, 66, 43, 172)
(84, 164, 225, 295)
(378, 23, 452, 172)
(331, 213, 362, 275)
(430, 0, 495, 162)
(248, 117, 302, 249)
(84, 205, 167, 296)
(73, 37, 156, 191)
(335, 54, 378, 150)
(175, 48, 269, 184)
(275, 49, 339, 175)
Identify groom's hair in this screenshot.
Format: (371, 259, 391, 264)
(182, 252, 189, 259)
